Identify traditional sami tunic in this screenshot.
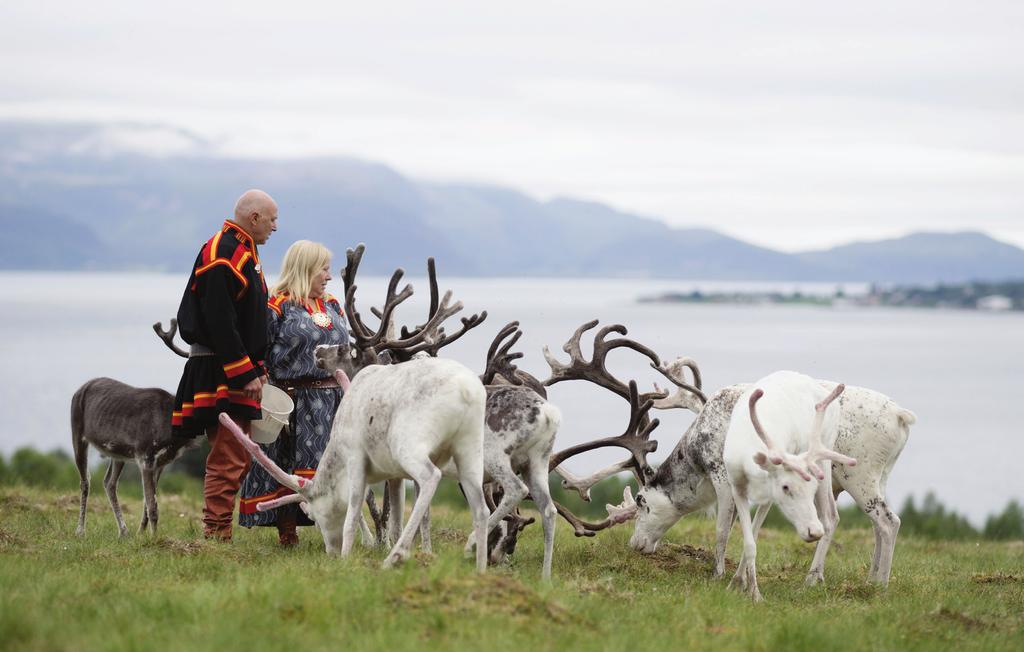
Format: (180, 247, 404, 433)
(171, 221, 269, 438)
(239, 294, 348, 526)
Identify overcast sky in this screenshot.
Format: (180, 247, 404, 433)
(1, 1, 1021, 251)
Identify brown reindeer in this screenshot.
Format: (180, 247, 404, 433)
(72, 375, 195, 537)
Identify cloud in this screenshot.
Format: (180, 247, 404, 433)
(1, 1, 1021, 249)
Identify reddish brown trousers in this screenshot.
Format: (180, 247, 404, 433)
(203, 419, 251, 539)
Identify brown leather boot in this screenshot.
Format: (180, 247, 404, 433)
(277, 505, 298, 547)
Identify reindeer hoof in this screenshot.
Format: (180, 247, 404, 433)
(805, 572, 825, 586)
(382, 550, 408, 569)
(728, 572, 746, 591)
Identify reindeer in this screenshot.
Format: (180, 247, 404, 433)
(628, 378, 916, 591)
(323, 252, 564, 577)
(228, 244, 492, 570)
(71, 376, 195, 537)
(538, 320, 706, 535)
(458, 322, 562, 578)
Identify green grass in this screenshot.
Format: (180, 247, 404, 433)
(1, 486, 1021, 652)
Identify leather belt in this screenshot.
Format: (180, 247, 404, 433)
(189, 343, 216, 358)
(277, 376, 342, 398)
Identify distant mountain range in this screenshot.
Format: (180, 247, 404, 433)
(2, 120, 1023, 283)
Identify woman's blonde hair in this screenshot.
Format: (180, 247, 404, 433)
(271, 240, 333, 306)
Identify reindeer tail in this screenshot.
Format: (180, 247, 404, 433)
(70, 380, 91, 448)
(896, 408, 917, 429)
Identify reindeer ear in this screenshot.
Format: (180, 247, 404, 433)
(376, 350, 393, 365)
(753, 452, 772, 468)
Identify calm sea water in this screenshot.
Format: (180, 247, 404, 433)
(1, 272, 1020, 524)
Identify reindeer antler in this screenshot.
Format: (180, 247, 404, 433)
(479, 321, 548, 398)
(394, 257, 488, 359)
(342, 244, 415, 352)
(153, 319, 189, 358)
(748, 385, 856, 482)
(548, 380, 659, 474)
(547, 380, 659, 536)
(542, 320, 669, 405)
(481, 322, 524, 386)
(341, 245, 487, 361)
(651, 356, 707, 412)
(805, 384, 857, 477)
(552, 485, 640, 538)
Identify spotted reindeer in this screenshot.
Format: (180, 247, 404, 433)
(627, 375, 916, 598)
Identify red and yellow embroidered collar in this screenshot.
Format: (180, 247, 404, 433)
(222, 220, 256, 250)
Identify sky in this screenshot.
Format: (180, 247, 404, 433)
(1, 1, 1022, 251)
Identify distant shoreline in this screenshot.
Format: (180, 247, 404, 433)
(639, 280, 1024, 312)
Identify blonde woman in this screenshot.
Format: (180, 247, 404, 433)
(238, 240, 348, 545)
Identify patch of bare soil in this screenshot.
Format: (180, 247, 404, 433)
(413, 551, 436, 567)
(54, 494, 83, 511)
(19, 492, 100, 514)
(971, 572, 1022, 584)
(429, 527, 466, 544)
(573, 577, 635, 599)
(0, 528, 24, 549)
(0, 492, 31, 511)
(396, 574, 573, 623)
(932, 607, 993, 631)
(154, 538, 206, 555)
(835, 581, 882, 600)
(652, 542, 735, 573)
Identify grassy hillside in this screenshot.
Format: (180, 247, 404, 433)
(1, 486, 1021, 652)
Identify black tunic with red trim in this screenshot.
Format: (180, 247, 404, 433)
(171, 221, 269, 438)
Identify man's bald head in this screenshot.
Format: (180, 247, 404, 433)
(231, 189, 278, 245)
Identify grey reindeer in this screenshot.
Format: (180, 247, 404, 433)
(72, 356, 195, 537)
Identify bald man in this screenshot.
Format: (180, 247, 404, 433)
(171, 189, 279, 540)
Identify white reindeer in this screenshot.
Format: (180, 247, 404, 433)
(220, 353, 490, 570)
(220, 244, 494, 570)
(371, 322, 563, 579)
(628, 379, 915, 591)
(721, 372, 857, 600)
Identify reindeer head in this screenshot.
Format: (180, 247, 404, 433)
(218, 412, 356, 552)
(747, 384, 856, 542)
(314, 343, 377, 379)
(629, 485, 682, 554)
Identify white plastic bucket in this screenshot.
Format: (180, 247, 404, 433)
(250, 384, 294, 444)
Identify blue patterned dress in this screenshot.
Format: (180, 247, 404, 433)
(238, 294, 348, 527)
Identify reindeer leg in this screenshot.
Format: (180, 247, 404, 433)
(526, 456, 557, 581)
(729, 491, 762, 602)
(713, 487, 736, 579)
(466, 458, 526, 556)
(805, 470, 839, 586)
(73, 436, 90, 536)
(385, 479, 404, 547)
(341, 464, 367, 557)
(358, 501, 376, 548)
(384, 464, 442, 569)
(751, 502, 771, 539)
(872, 499, 900, 586)
(139, 465, 159, 536)
(854, 486, 899, 585)
(733, 501, 770, 577)
(103, 460, 128, 537)
(416, 483, 432, 554)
